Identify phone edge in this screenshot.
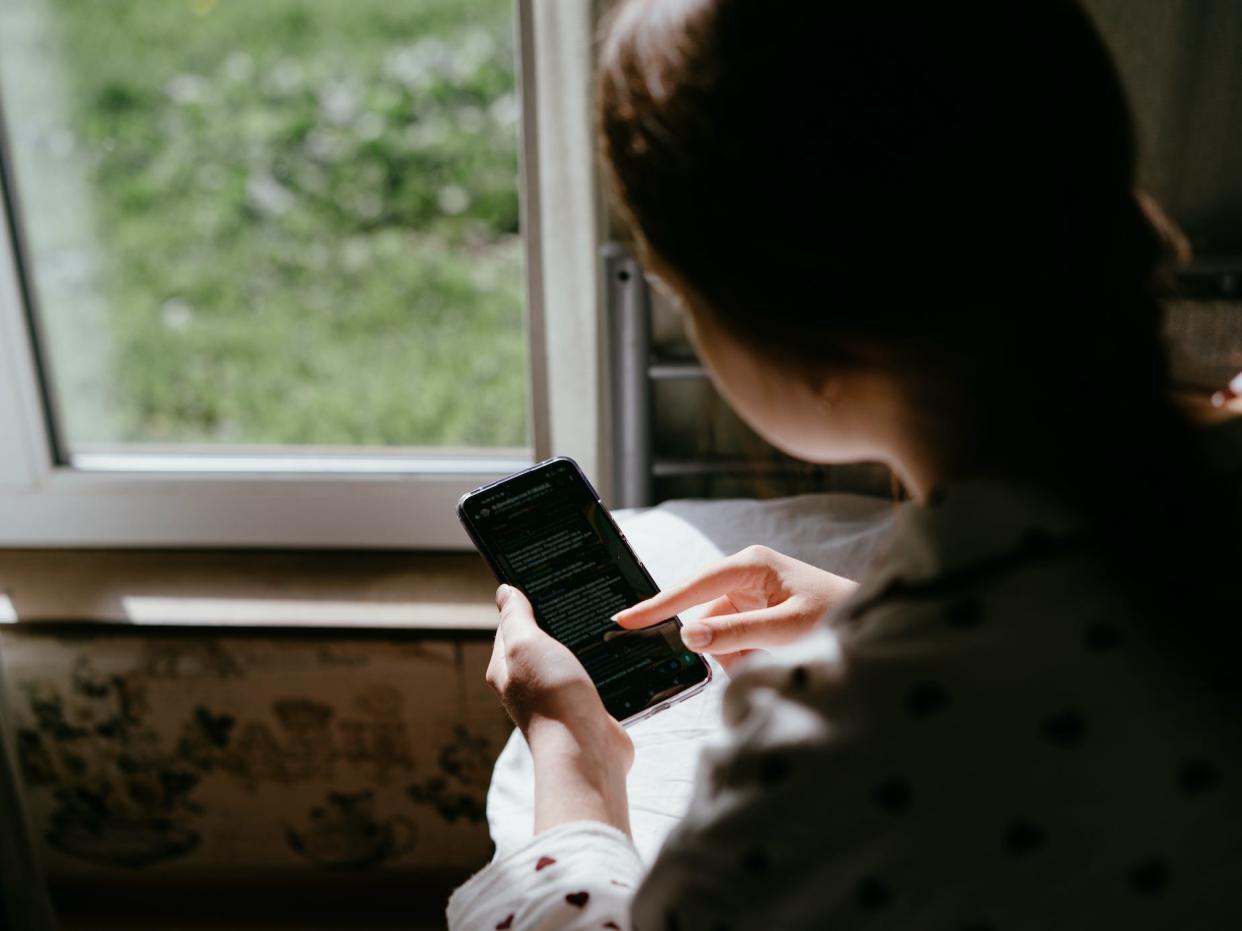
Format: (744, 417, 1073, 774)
(456, 456, 714, 727)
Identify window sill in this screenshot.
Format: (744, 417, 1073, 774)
(0, 549, 499, 632)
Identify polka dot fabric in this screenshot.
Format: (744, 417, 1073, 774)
(450, 420, 1242, 929)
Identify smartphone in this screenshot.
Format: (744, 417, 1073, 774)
(457, 456, 712, 726)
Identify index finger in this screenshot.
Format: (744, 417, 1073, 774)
(613, 553, 767, 629)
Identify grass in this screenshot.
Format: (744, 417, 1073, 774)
(3, 0, 528, 447)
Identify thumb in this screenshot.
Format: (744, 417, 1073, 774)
(495, 584, 539, 639)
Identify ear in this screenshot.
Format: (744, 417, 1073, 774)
(810, 373, 843, 412)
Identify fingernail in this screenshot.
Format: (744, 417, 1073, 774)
(680, 623, 712, 650)
(610, 610, 625, 623)
(495, 584, 512, 609)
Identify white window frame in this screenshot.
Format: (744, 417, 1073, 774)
(0, 0, 612, 549)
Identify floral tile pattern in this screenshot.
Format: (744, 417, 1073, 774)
(0, 630, 510, 879)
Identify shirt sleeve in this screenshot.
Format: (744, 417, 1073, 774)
(447, 820, 645, 931)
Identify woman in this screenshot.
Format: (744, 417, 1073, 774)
(450, 0, 1242, 927)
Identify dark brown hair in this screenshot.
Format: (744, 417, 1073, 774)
(598, 0, 1238, 682)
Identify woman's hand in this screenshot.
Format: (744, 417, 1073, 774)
(487, 584, 634, 835)
(614, 545, 858, 673)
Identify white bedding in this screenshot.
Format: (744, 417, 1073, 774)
(485, 492, 896, 864)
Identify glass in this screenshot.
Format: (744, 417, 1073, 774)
(0, 0, 527, 453)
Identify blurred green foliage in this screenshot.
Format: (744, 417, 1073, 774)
(42, 0, 527, 447)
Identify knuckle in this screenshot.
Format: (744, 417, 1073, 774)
(740, 543, 774, 564)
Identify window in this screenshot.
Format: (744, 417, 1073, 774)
(0, 1, 610, 547)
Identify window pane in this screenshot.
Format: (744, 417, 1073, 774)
(0, 0, 527, 451)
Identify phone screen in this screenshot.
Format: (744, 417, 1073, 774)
(458, 458, 710, 721)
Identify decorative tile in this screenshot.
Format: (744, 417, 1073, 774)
(0, 630, 510, 879)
